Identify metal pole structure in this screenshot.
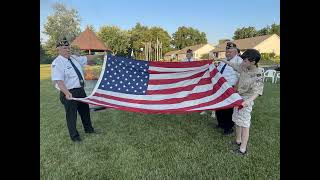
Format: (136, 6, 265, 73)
(148, 42, 151, 61)
(156, 38, 158, 61)
(155, 40, 158, 61)
(157, 38, 159, 61)
(155, 39, 158, 61)
(144, 42, 147, 61)
(160, 42, 162, 60)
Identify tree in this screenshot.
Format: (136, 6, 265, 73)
(128, 23, 151, 59)
(127, 23, 174, 59)
(40, 41, 45, 63)
(86, 24, 95, 33)
(171, 26, 207, 49)
(218, 39, 231, 45)
(40, 42, 52, 64)
(233, 26, 258, 40)
(257, 26, 271, 36)
(97, 25, 130, 56)
(148, 27, 171, 54)
(43, 3, 81, 57)
(233, 24, 280, 40)
(270, 23, 280, 36)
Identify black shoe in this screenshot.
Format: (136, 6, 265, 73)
(230, 141, 241, 146)
(215, 124, 222, 129)
(85, 129, 99, 134)
(233, 148, 247, 155)
(85, 130, 95, 134)
(71, 136, 82, 142)
(223, 129, 234, 135)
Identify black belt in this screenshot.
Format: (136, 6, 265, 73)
(68, 87, 83, 91)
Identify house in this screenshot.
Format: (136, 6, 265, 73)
(71, 27, 112, 54)
(211, 34, 280, 59)
(163, 50, 180, 61)
(164, 44, 215, 61)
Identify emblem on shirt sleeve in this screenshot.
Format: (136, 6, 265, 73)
(256, 74, 263, 82)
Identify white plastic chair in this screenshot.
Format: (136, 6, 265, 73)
(275, 73, 280, 83)
(259, 67, 265, 74)
(263, 70, 277, 83)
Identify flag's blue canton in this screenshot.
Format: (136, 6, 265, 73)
(98, 56, 150, 95)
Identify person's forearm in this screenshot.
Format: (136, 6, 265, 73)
(246, 94, 259, 103)
(221, 59, 237, 69)
(56, 80, 71, 96)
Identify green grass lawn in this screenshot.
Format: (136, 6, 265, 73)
(40, 69, 280, 179)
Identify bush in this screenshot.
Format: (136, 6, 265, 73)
(40, 56, 54, 64)
(269, 52, 276, 59)
(200, 54, 209, 59)
(85, 66, 102, 80)
(261, 53, 278, 60)
(259, 59, 279, 66)
(91, 56, 104, 66)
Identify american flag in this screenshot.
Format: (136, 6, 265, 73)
(74, 55, 243, 114)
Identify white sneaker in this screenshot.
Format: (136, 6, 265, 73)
(211, 111, 216, 118)
(200, 111, 207, 115)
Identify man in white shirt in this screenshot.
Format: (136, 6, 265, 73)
(215, 42, 243, 135)
(181, 49, 195, 62)
(51, 37, 104, 142)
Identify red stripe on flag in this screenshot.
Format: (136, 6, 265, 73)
(86, 90, 242, 114)
(148, 70, 211, 85)
(147, 77, 212, 95)
(147, 69, 221, 95)
(81, 98, 243, 114)
(149, 60, 212, 68)
(93, 84, 229, 105)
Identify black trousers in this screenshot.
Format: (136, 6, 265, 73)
(60, 87, 94, 140)
(216, 108, 234, 131)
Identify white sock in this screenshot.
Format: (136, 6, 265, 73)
(239, 147, 246, 153)
(200, 111, 206, 115)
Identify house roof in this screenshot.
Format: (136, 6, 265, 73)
(211, 34, 276, 52)
(71, 28, 111, 51)
(164, 50, 180, 56)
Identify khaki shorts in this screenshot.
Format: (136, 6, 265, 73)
(232, 99, 254, 128)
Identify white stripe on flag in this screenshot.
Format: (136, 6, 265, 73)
(148, 70, 211, 90)
(149, 64, 210, 72)
(89, 82, 232, 110)
(149, 67, 207, 80)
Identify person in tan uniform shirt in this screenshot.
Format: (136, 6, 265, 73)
(219, 49, 264, 155)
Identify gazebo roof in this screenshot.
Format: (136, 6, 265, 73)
(71, 28, 111, 51)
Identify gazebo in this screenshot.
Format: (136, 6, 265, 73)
(71, 28, 111, 54)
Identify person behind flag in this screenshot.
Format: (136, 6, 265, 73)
(181, 49, 195, 62)
(215, 42, 243, 135)
(218, 49, 264, 155)
(201, 52, 217, 116)
(182, 49, 207, 116)
(51, 37, 105, 142)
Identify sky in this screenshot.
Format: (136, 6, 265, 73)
(40, 0, 280, 45)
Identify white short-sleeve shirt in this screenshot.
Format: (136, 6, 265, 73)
(181, 57, 196, 62)
(217, 55, 243, 86)
(51, 55, 87, 90)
